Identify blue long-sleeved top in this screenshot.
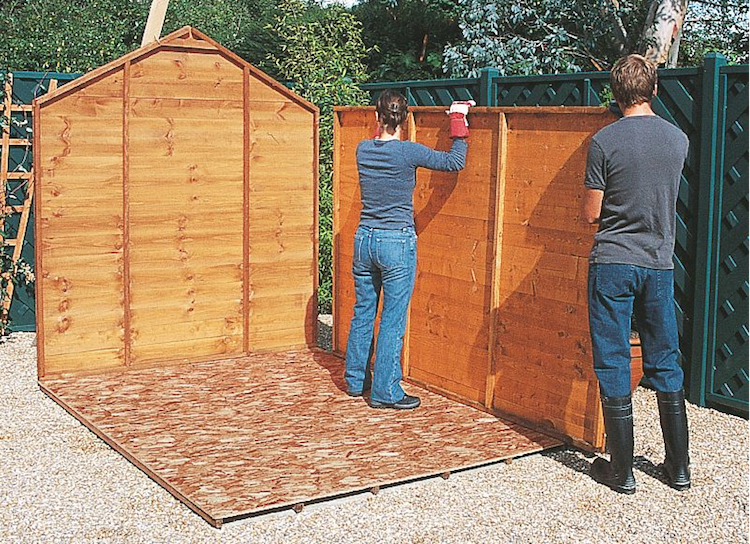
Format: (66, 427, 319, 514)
(356, 138, 467, 229)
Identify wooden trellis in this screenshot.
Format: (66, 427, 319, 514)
(0, 74, 56, 318)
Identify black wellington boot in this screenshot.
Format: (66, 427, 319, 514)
(657, 389, 691, 490)
(591, 395, 636, 494)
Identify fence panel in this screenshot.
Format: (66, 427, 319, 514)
(706, 66, 749, 413)
(362, 57, 748, 416)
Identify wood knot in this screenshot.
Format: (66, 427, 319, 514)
(54, 276, 72, 292)
(57, 316, 71, 333)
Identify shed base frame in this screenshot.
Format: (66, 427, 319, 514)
(39, 349, 559, 526)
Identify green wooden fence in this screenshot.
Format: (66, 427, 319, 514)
(362, 54, 749, 416)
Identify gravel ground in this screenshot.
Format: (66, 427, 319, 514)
(1, 320, 747, 544)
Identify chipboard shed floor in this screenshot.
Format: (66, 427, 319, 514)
(40, 349, 559, 526)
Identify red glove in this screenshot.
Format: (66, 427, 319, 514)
(447, 100, 474, 139)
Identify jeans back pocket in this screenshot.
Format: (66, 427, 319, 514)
(593, 264, 636, 299)
(375, 238, 406, 270)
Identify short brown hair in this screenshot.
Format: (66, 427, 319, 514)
(376, 90, 408, 130)
(611, 54, 658, 109)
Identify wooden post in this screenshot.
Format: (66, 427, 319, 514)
(402, 111, 418, 380)
(1, 74, 12, 229)
(484, 113, 508, 409)
(141, 0, 170, 47)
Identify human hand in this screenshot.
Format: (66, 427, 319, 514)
(447, 100, 475, 117)
(447, 100, 475, 138)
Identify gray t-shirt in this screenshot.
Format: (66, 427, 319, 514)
(357, 138, 467, 229)
(584, 115, 689, 270)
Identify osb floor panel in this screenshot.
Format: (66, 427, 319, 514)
(40, 349, 559, 524)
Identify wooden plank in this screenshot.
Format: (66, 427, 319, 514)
(36, 92, 125, 377)
(130, 50, 243, 100)
(131, 317, 243, 345)
(43, 348, 126, 375)
(1, 75, 12, 214)
(488, 109, 613, 449)
(33, 99, 46, 377)
(132, 334, 244, 364)
(404, 329, 488, 394)
(402, 112, 418, 378)
(127, 78, 244, 360)
(7, 172, 32, 179)
(243, 67, 251, 354)
(123, 60, 132, 366)
(141, 0, 170, 46)
(485, 112, 507, 408)
(408, 367, 484, 405)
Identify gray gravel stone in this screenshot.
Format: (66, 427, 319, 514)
(1, 325, 747, 543)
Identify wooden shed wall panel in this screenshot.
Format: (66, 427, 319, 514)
(247, 73, 291, 103)
(332, 110, 371, 353)
(128, 94, 245, 365)
(38, 96, 125, 373)
(492, 112, 610, 449)
(409, 112, 500, 397)
(247, 95, 315, 349)
(72, 70, 124, 98)
(129, 51, 243, 100)
(333, 107, 613, 450)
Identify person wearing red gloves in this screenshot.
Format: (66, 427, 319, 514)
(344, 91, 472, 409)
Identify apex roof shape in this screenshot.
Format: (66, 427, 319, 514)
(34, 26, 317, 113)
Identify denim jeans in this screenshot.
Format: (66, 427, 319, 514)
(345, 226, 417, 403)
(588, 263, 684, 398)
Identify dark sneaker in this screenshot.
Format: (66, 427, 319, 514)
(369, 394, 421, 410)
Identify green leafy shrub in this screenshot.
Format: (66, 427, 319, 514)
(268, 0, 370, 313)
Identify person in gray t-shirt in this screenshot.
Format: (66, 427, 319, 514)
(583, 54, 691, 495)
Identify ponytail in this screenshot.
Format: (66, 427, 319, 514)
(376, 90, 408, 131)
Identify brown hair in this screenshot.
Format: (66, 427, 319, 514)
(611, 54, 658, 109)
(376, 90, 408, 130)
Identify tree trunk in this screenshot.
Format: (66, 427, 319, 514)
(639, 0, 689, 65)
(608, 0, 630, 56)
(666, 25, 683, 67)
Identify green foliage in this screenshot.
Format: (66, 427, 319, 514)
(0, 0, 147, 73)
(679, 1, 748, 65)
(353, 0, 461, 80)
(163, 0, 282, 74)
(443, 0, 650, 77)
(268, 0, 370, 312)
(0, 0, 282, 75)
(442, 0, 748, 76)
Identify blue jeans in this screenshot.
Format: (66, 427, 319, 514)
(345, 226, 417, 403)
(588, 263, 684, 398)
